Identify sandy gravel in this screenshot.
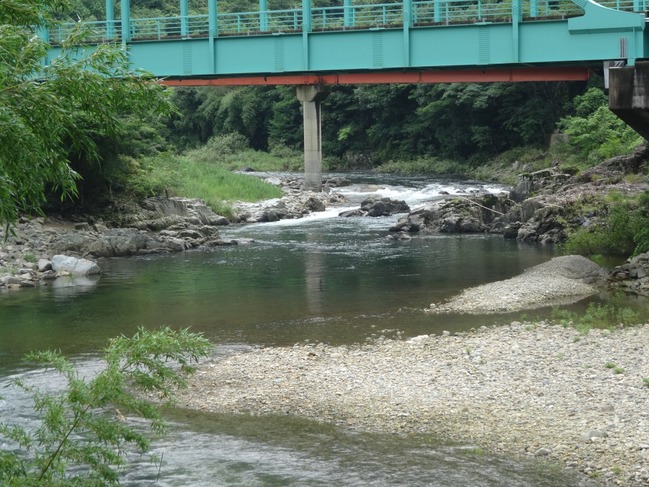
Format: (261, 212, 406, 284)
(183, 322, 649, 486)
(428, 255, 607, 314)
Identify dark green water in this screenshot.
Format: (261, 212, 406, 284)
(0, 177, 601, 485)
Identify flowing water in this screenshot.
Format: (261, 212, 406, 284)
(0, 174, 603, 485)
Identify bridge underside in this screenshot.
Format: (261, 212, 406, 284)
(160, 66, 592, 86)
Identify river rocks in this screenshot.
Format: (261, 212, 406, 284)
(608, 252, 649, 295)
(340, 197, 410, 218)
(0, 196, 243, 290)
(391, 194, 512, 234)
(428, 255, 607, 314)
(51, 255, 101, 276)
(182, 322, 649, 486)
(234, 191, 345, 223)
(510, 168, 572, 202)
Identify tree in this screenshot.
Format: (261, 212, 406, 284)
(559, 87, 643, 164)
(0, 327, 212, 486)
(0, 0, 174, 227)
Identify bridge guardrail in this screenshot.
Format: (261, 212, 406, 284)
(45, 0, 642, 45)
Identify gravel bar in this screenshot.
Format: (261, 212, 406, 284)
(428, 255, 607, 314)
(182, 322, 649, 486)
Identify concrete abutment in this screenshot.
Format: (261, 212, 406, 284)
(609, 62, 649, 141)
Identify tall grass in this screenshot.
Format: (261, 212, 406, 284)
(128, 151, 283, 217)
(185, 133, 303, 171)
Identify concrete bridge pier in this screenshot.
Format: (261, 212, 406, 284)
(609, 62, 649, 141)
(296, 85, 327, 192)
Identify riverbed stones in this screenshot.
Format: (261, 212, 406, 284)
(233, 191, 344, 223)
(428, 255, 607, 314)
(182, 322, 649, 486)
(608, 252, 649, 296)
(391, 194, 512, 234)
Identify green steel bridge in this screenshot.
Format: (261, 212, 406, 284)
(43, 0, 649, 189)
(43, 0, 648, 84)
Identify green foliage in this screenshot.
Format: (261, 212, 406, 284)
(374, 157, 466, 175)
(564, 191, 649, 257)
(168, 80, 577, 171)
(185, 134, 302, 172)
(0, 327, 212, 486)
(131, 152, 284, 217)
(558, 88, 643, 166)
(550, 303, 641, 334)
(0, 0, 174, 225)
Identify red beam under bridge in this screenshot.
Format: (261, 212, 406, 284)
(160, 67, 591, 87)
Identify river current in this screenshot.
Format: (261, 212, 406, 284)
(0, 174, 595, 485)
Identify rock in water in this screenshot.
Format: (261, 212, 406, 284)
(51, 255, 101, 276)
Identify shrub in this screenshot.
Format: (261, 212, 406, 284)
(564, 191, 649, 257)
(0, 327, 212, 486)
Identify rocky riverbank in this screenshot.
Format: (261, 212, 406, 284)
(390, 145, 649, 246)
(183, 321, 649, 486)
(0, 187, 343, 290)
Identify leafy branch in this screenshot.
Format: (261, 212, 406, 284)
(0, 326, 212, 486)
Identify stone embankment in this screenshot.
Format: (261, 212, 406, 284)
(183, 322, 649, 486)
(609, 252, 649, 296)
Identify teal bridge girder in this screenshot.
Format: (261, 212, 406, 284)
(43, 0, 648, 82)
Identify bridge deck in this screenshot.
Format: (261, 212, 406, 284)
(43, 0, 648, 82)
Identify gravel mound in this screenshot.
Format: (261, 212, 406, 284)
(182, 322, 649, 486)
(428, 255, 607, 314)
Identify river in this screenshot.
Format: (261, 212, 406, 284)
(0, 174, 596, 485)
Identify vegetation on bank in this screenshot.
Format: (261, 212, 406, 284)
(550, 301, 641, 335)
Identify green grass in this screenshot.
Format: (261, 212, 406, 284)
(127, 152, 283, 218)
(374, 157, 467, 175)
(550, 303, 641, 335)
(185, 134, 303, 172)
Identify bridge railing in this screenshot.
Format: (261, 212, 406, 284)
(312, 3, 403, 30)
(45, 0, 642, 45)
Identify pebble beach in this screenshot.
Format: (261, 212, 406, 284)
(183, 322, 649, 486)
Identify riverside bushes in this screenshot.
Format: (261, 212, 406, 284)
(564, 191, 649, 258)
(0, 327, 212, 486)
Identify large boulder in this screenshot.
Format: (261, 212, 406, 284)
(86, 229, 150, 257)
(510, 169, 571, 203)
(341, 197, 410, 218)
(391, 194, 512, 234)
(51, 255, 101, 276)
(361, 197, 410, 217)
(139, 197, 229, 227)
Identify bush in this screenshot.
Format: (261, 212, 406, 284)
(188, 133, 251, 163)
(558, 88, 643, 166)
(0, 327, 212, 486)
(564, 191, 649, 257)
